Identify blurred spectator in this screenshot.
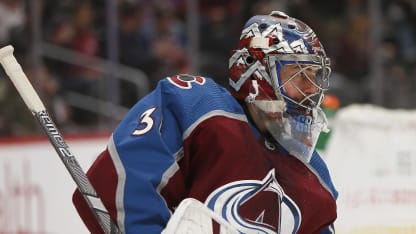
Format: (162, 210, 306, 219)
(384, 0, 416, 63)
(380, 1, 416, 109)
(1, 0, 416, 137)
(333, 13, 370, 82)
(56, 1, 100, 80)
(383, 63, 414, 109)
(117, 1, 152, 107)
(0, 0, 24, 46)
(145, 3, 189, 88)
(118, 2, 150, 71)
(199, 3, 241, 86)
(381, 37, 415, 109)
(48, 0, 101, 125)
(0, 60, 61, 136)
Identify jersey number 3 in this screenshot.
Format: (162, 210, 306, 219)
(132, 107, 157, 136)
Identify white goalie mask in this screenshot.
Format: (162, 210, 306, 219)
(228, 11, 331, 162)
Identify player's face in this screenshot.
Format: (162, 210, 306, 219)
(279, 64, 321, 105)
(247, 62, 330, 162)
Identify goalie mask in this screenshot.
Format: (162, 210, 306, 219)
(228, 11, 331, 163)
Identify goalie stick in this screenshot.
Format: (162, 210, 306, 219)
(0, 45, 120, 234)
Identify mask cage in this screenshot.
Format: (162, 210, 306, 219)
(267, 54, 331, 115)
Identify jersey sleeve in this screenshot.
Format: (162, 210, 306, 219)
(73, 97, 177, 233)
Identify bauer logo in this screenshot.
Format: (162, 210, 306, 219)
(37, 111, 74, 158)
(205, 169, 301, 234)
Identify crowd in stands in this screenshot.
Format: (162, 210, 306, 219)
(0, 0, 415, 136)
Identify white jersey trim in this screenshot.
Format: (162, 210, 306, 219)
(182, 110, 248, 140)
(156, 160, 180, 193)
(108, 134, 127, 234)
(304, 161, 336, 200)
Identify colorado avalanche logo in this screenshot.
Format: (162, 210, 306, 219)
(205, 169, 301, 234)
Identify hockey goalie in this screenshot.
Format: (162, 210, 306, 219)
(73, 10, 338, 234)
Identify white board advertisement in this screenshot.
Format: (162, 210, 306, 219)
(0, 136, 108, 234)
(325, 105, 416, 233)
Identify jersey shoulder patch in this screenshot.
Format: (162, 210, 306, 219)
(157, 74, 245, 131)
(167, 74, 206, 89)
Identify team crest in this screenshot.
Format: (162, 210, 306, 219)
(167, 74, 205, 89)
(205, 169, 301, 234)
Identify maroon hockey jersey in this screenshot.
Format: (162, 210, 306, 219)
(73, 75, 337, 233)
